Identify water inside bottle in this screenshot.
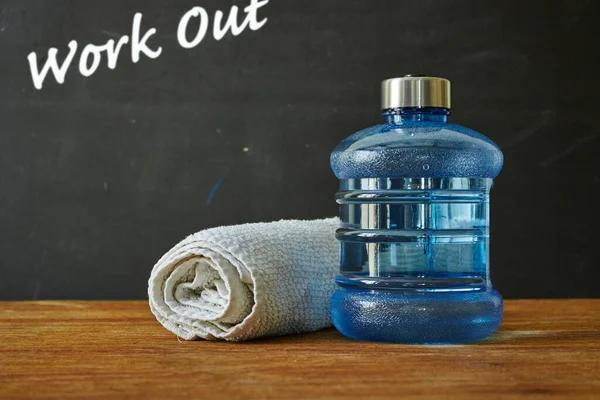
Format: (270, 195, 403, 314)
(335, 177, 491, 292)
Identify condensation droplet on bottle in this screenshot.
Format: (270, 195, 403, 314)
(422, 164, 430, 170)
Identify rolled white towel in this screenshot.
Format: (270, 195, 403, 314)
(148, 218, 339, 341)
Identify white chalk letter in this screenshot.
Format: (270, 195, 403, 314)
(27, 40, 78, 90)
(177, 7, 209, 49)
(213, 6, 246, 40)
(79, 44, 104, 77)
(245, 0, 269, 31)
(105, 36, 130, 69)
(131, 13, 162, 63)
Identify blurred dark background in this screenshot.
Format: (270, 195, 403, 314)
(1, 0, 599, 300)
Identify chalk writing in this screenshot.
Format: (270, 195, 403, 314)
(26, 0, 269, 90)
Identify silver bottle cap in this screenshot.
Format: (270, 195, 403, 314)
(381, 75, 451, 109)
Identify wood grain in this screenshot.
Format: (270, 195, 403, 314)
(1, 300, 599, 399)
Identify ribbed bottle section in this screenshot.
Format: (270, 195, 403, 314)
(335, 177, 492, 292)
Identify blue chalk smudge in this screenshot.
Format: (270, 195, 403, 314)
(206, 175, 225, 205)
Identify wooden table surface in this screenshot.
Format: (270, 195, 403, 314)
(1, 300, 599, 399)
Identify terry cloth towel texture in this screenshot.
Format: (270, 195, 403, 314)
(148, 218, 340, 341)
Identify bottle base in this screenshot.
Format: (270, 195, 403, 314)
(331, 287, 503, 344)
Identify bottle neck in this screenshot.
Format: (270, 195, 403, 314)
(383, 107, 450, 124)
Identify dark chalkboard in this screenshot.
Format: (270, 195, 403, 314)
(1, 0, 599, 300)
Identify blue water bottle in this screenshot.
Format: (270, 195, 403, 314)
(330, 75, 504, 343)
